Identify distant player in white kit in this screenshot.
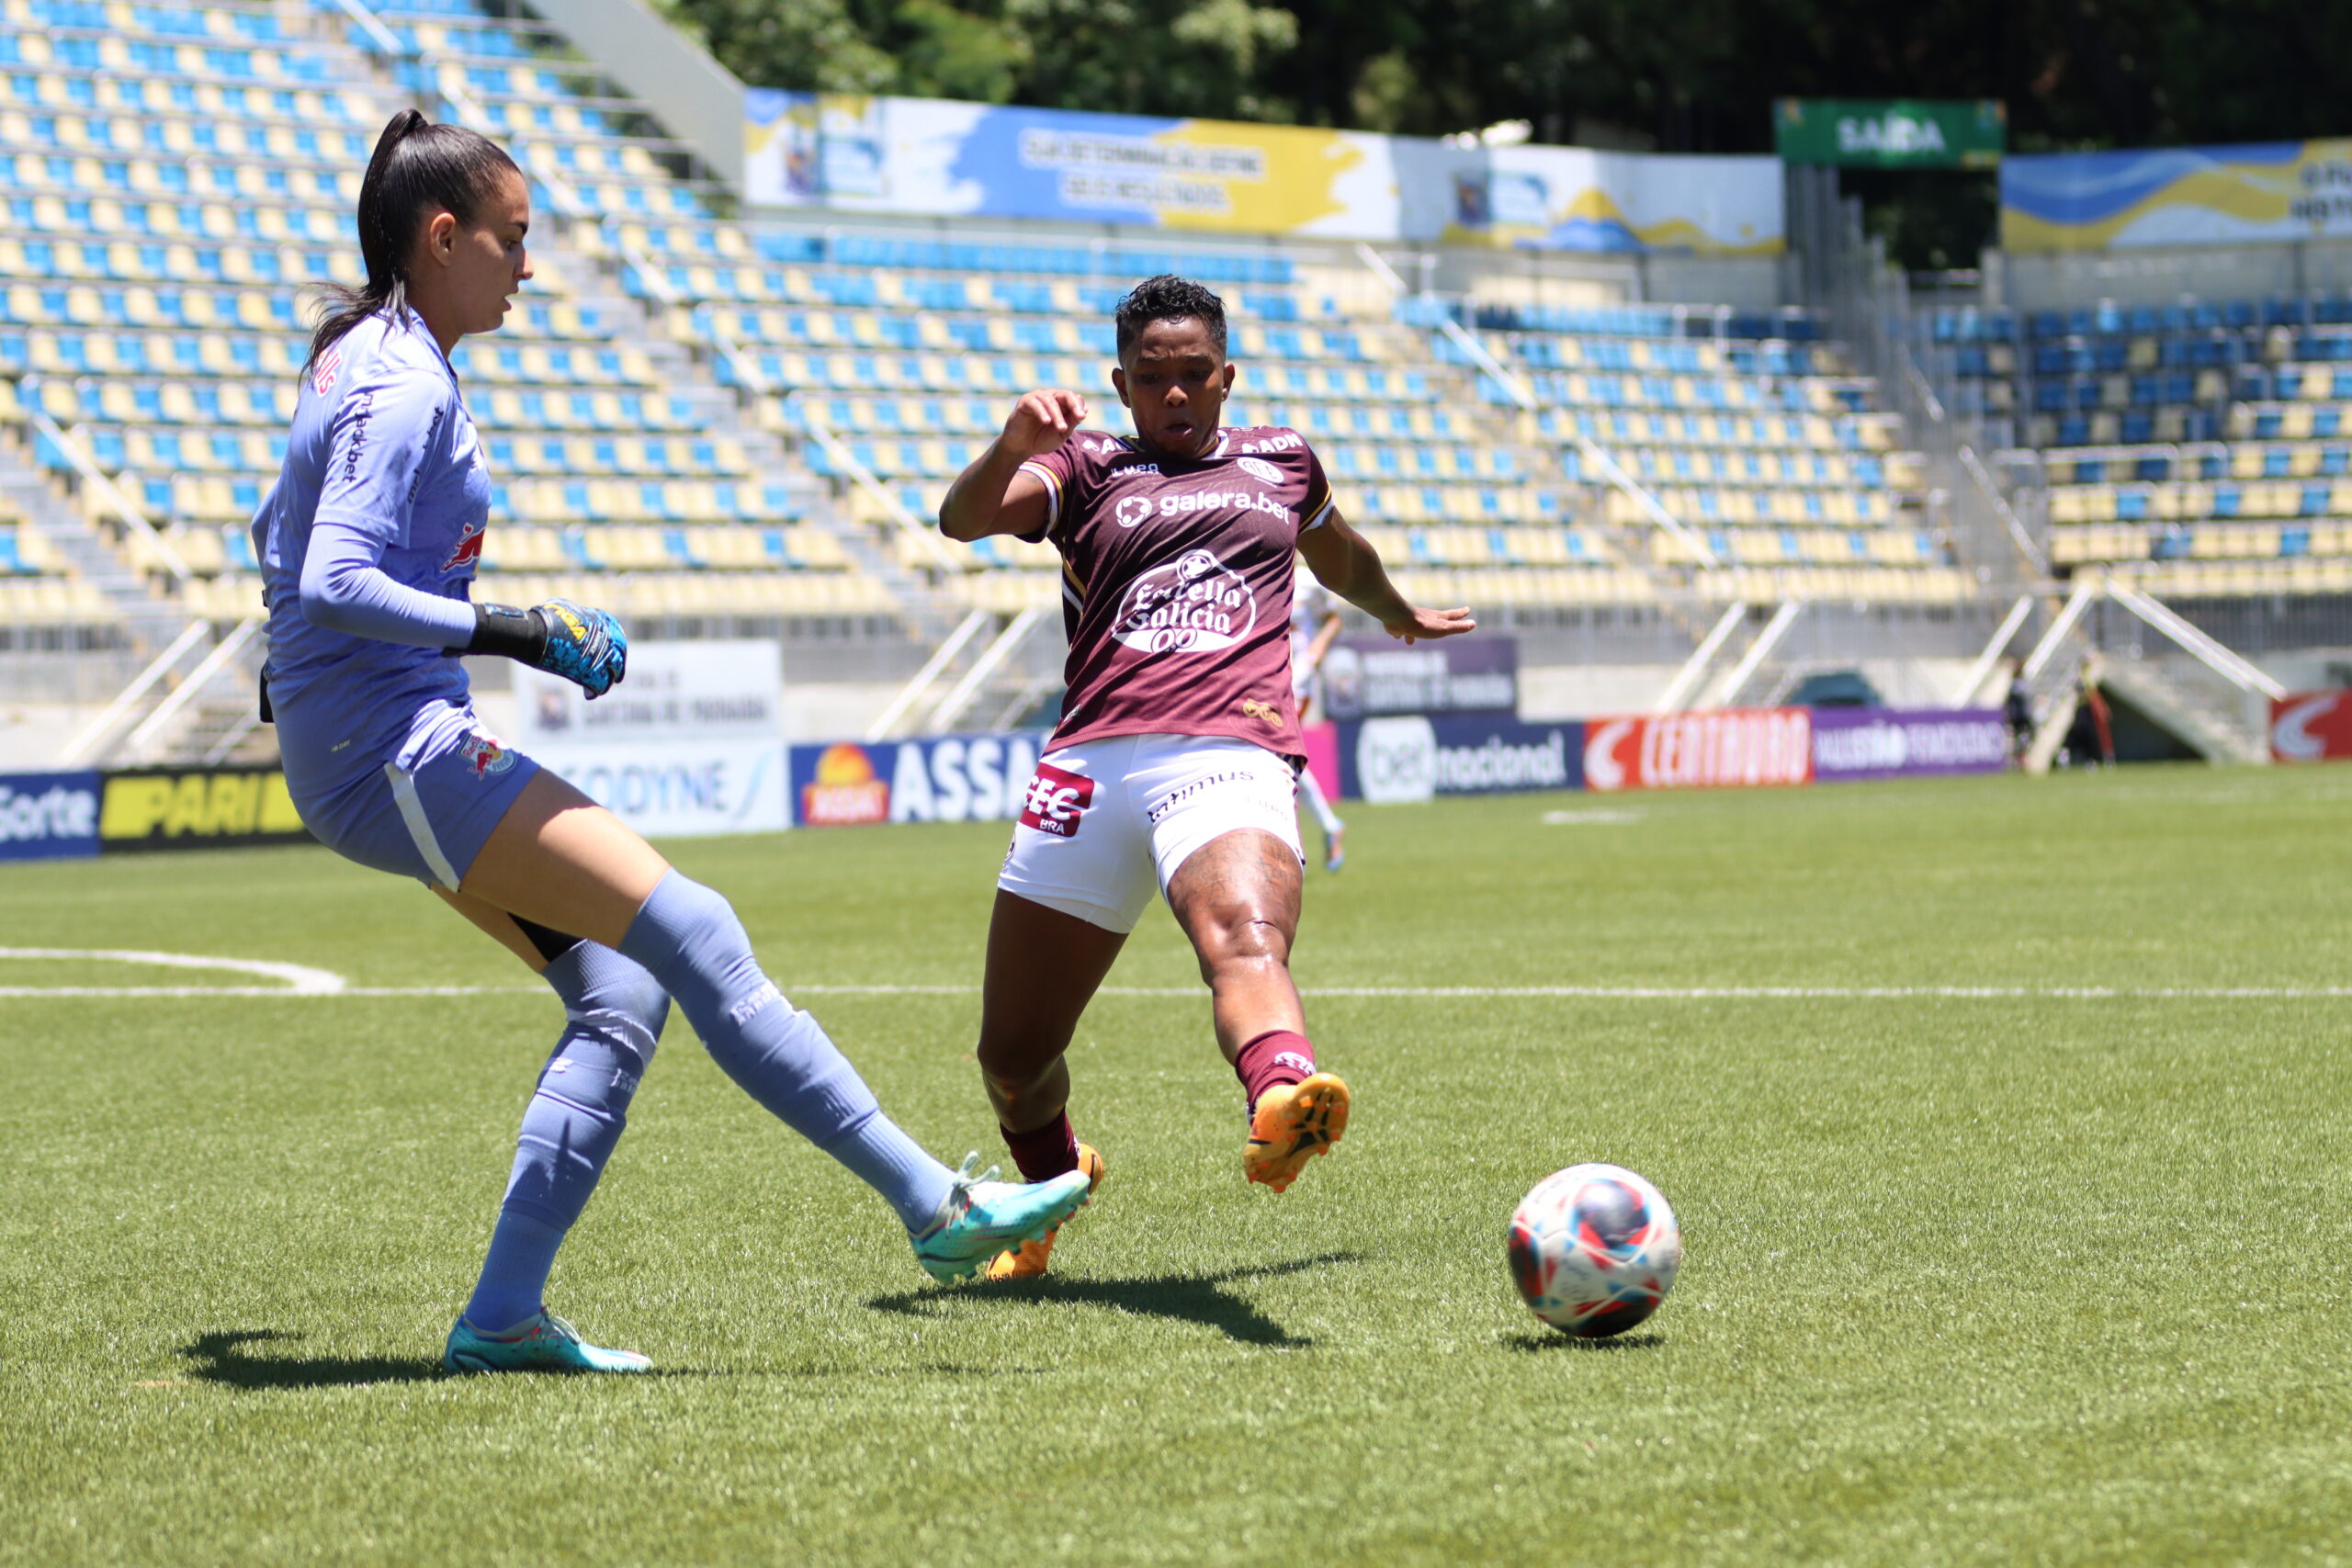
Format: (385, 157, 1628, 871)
(938, 275, 1475, 1278)
(1290, 570, 1346, 871)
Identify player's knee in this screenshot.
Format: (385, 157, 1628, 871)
(1194, 908, 1292, 977)
(637, 872, 773, 1013)
(592, 961, 672, 1051)
(549, 946, 671, 1082)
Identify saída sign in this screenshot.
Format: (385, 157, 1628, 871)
(1775, 99, 2005, 170)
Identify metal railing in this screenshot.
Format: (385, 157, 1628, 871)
(55, 619, 210, 765)
(22, 397, 191, 582)
(1793, 171, 2043, 591)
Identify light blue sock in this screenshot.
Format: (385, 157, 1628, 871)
(617, 871, 955, 1232)
(464, 943, 667, 1333)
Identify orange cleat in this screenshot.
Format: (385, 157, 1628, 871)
(982, 1142, 1106, 1280)
(1244, 1072, 1351, 1192)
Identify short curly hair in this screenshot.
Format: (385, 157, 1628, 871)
(1114, 274, 1227, 360)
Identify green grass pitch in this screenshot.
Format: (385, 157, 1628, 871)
(5, 764, 2352, 1565)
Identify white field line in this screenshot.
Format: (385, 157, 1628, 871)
(2, 948, 2346, 1002)
(0, 951, 2348, 1003)
(0, 947, 345, 995)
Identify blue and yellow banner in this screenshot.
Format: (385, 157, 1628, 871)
(2002, 140, 2352, 252)
(745, 91, 1782, 255)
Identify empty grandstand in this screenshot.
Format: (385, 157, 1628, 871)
(4, 0, 2338, 773)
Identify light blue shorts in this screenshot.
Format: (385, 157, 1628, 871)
(285, 703, 541, 889)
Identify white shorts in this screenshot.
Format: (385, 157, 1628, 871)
(998, 733, 1305, 934)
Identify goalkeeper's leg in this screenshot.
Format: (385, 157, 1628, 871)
(450, 773, 1091, 1278)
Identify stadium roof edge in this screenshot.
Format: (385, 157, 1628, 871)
(518, 0, 745, 191)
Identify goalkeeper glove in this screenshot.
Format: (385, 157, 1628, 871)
(467, 599, 628, 698)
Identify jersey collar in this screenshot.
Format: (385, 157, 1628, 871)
(1125, 429, 1229, 464)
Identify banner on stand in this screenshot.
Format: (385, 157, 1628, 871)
(2271, 691, 2352, 761)
(1581, 708, 1813, 793)
(746, 91, 1782, 254)
(1319, 637, 1516, 721)
(0, 770, 100, 861)
(97, 766, 311, 852)
(1810, 707, 2009, 781)
(790, 732, 1046, 827)
(514, 640, 788, 838)
(1338, 716, 1582, 804)
(2003, 139, 2352, 252)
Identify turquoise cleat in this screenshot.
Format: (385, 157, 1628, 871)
(911, 1153, 1093, 1283)
(443, 1311, 651, 1374)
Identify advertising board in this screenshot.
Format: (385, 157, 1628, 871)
(1810, 708, 2009, 781)
(790, 732, 1046, 827)
(2270, 691, 2352, 761)
(2003, 139, 2352, 252)
(1338, 716, 1582, 805)
(1318, 637, 1516, 722)
(97, 766, 311, 852)
(744, 91, 1782, 254)
(514, 640, 789, 838)
(1581, 709, 1813, 793)
(0, 770, 100, 862)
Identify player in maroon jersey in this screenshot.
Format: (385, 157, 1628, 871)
(937, 275, 1474, 1278)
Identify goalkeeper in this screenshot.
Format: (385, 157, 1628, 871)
(252, 108, 1089, 1376)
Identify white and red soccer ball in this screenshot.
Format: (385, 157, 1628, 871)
(1508, 1163, 1681, 1337)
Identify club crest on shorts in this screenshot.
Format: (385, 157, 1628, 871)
(458, 729, 515, 779)
(1112, 547, 1259, 654)
(1018, 763, 1093, 838)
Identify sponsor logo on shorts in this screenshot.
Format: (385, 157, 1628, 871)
(1240, 698, 1283, 726)
(1112, 547, 1260, 654)
(1235, 457, 1280, 484)
(1114, 494, 1154, 529)
(1018, 763, 1093, 838)
(311, 344, 341, 395)
(459, 729, 516, 779)
(1146, 768, 1259, 825)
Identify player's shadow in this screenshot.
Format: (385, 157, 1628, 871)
(178, 1329, 449, 1390)
(1501, 1329, 1665, 1353)
(869, 1251, 1364, 1348)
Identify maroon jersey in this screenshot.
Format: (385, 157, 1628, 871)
(1019, 426, 1336, 759)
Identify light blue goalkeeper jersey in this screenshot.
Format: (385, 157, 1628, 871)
(253, 306, 493, 799)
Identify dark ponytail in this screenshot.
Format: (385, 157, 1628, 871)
(307, 107, 523, 368)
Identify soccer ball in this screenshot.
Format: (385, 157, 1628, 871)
(1507, 1163, 1681, 1337)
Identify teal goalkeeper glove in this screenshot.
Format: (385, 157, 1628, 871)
(467, 599, 629, 698)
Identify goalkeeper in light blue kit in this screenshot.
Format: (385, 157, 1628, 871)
(254, 108, 1088, 1373)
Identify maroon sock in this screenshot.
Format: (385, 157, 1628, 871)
(1000, 1111, 1080, 1182)
(1235, 1029, 1317, 1111)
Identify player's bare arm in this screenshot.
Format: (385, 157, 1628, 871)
(1296, 508, 1477, 644)
(1304, 606, 1345, 671)
(938, 388, 1089, 541)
